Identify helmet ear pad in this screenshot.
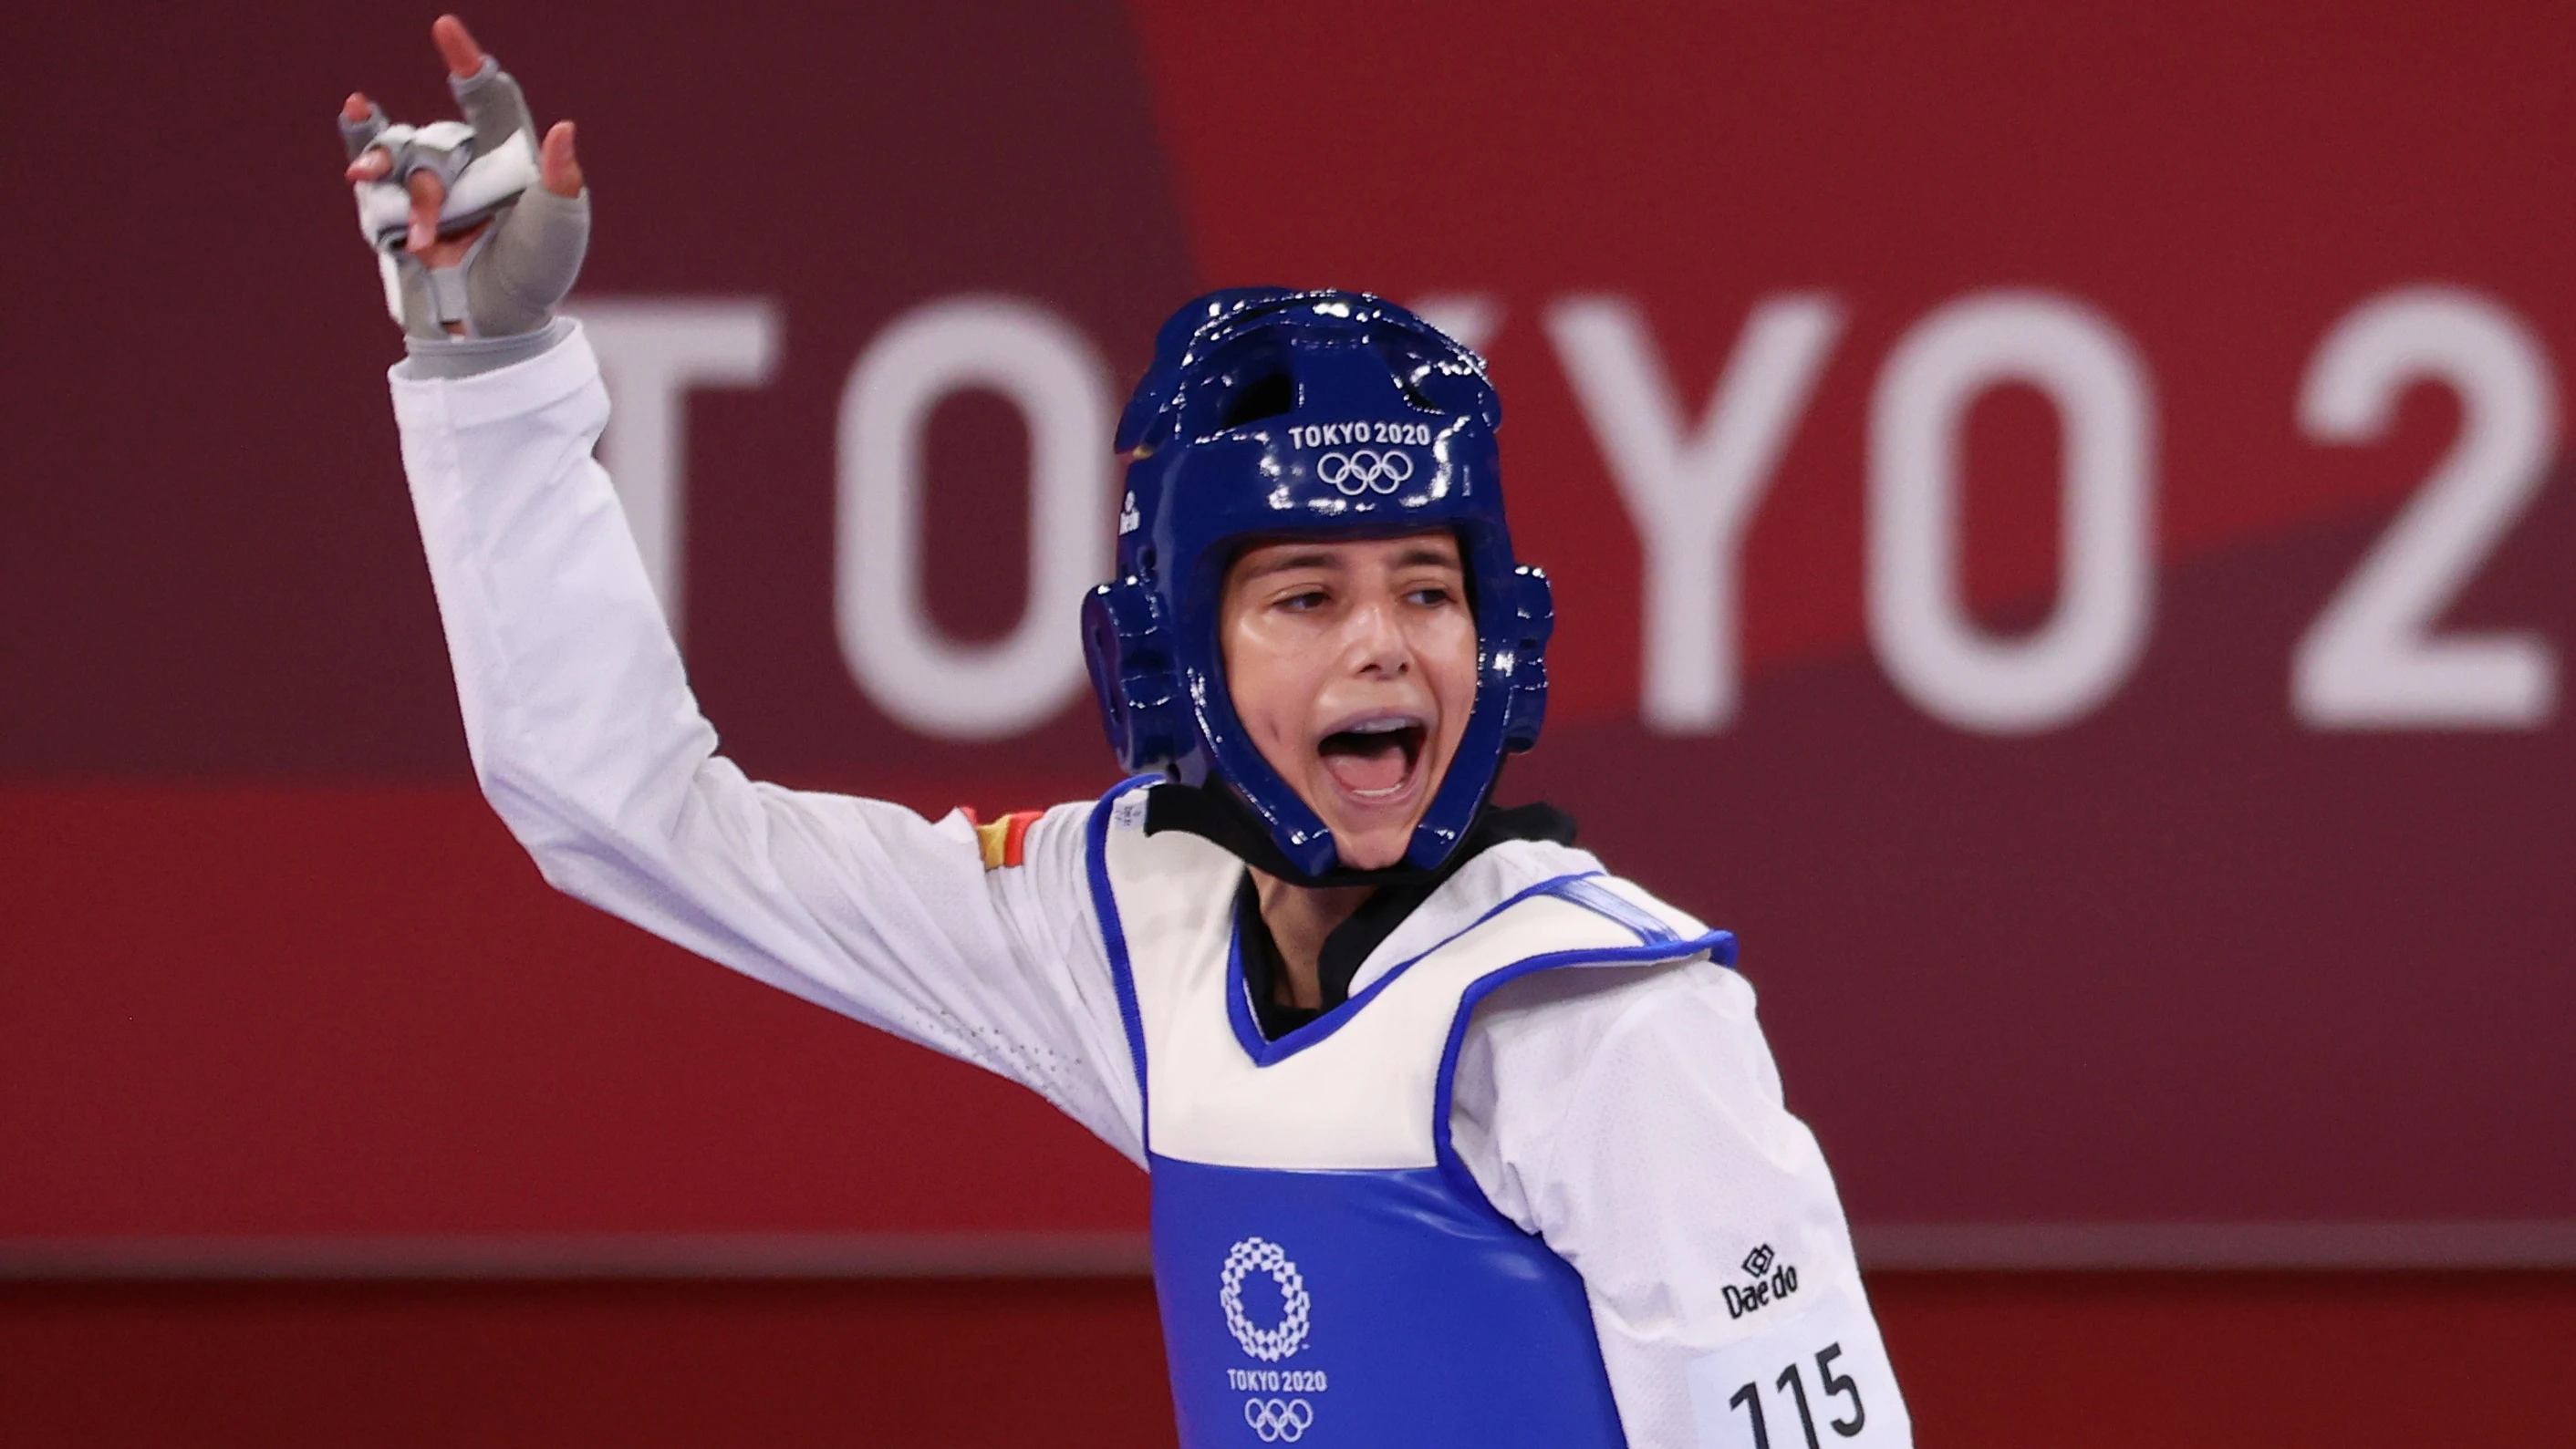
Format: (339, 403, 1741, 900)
(1191, 652, 1342, 878)
(1081, 580, 1189, 774)
(1085, 536, 1345, 877)
(1496, 564, 1556, 755)
(1395, 547, 1554, 872)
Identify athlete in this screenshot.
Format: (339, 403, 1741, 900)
(340, 17, 1911, 1448)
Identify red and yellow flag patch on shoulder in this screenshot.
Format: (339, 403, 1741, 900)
(960, 807, 1044, 870)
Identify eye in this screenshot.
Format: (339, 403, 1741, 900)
(1276, 586, 1331, 613)
(1405, 579, 1461, 608)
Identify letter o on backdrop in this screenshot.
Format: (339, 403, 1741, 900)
(1867, 291, 2157, 734)
(837, 295, 1117, 740)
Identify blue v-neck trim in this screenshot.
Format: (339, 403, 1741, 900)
(1224, 871, 1696, 1067)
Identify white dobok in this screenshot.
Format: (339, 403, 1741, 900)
(386, 319, 1910, 1449)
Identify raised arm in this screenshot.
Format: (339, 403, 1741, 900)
(340, 17, 1142, 1160)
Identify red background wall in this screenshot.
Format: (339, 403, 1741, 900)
(4, 2, 2571, 1443)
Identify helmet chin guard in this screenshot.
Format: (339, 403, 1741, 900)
(1082, 288, 1554, 880)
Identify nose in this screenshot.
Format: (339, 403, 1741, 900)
(1345, 594, 1411, 678)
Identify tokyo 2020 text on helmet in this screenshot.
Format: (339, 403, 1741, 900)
(1081, 288, 1555, 879)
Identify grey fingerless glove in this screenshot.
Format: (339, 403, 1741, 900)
(342, 56, 588, 341)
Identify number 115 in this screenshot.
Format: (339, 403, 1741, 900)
(1728, 1341, 1867, 1449)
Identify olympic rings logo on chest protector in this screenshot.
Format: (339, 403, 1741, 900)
(1314, 448, 1415, 495)
(1220, 1237, 1312, 1361)
(1243, 1398, 1314, 1443)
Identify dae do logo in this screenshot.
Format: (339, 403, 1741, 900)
(1724, 1243, 1802, 1320)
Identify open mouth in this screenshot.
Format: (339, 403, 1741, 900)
(1316, 719, 1428, 802)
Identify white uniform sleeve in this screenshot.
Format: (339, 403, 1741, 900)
(387, 323, 1142, 1161)
(1453, 962, 1912, 1449)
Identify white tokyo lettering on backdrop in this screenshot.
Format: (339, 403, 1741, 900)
(1867, 290, 2157, 736)
(1551, 293, 1844, 734)
(1407, 293, 1502, 356)
(580, 288, 2562, 741)
(836, 294, 1116, 740)
(570, 298, 781, 641)
(2294, 285, 2560, 730)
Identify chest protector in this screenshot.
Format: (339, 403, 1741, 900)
(1085, 782, 1738, 1448)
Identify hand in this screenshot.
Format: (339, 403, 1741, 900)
(338, 15, 589, 338)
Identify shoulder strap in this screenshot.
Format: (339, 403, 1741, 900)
(1085, 778, 1161, 1143)
(1522, 875, 1683, 947)
(1086, 776, 1244, 1157)
(1429, 874, 1737, 1212)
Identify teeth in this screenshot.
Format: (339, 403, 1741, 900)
(1342, 719, 1415, 735)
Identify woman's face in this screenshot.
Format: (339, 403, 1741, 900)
(1218, 531, 1480, 871)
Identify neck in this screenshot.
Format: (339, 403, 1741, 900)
(1249, 869, 1374, 1009)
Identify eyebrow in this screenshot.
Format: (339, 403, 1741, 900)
(1240, 544, 1464, 580)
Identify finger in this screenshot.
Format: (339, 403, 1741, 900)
(414, 218, 492, 273)
(474, 181, 589, 334)
(407, 169, 448, 252)
(539, 120, 583, 198)
(346, 148, 393, 182)
(432, 15, 487, 78)
(338, 91, 387, 161)
(450, 50, 535, 146)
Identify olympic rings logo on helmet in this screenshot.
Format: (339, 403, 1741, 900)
(1314, 448, 1415, 495)
(1243, 1398, 1314, 1443)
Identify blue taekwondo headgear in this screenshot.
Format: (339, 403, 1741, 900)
(1081, 287, 1555, 879)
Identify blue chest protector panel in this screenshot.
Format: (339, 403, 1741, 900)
(1086, 781, 1738, 1448)
(1148, 1156, 1621, 1447)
